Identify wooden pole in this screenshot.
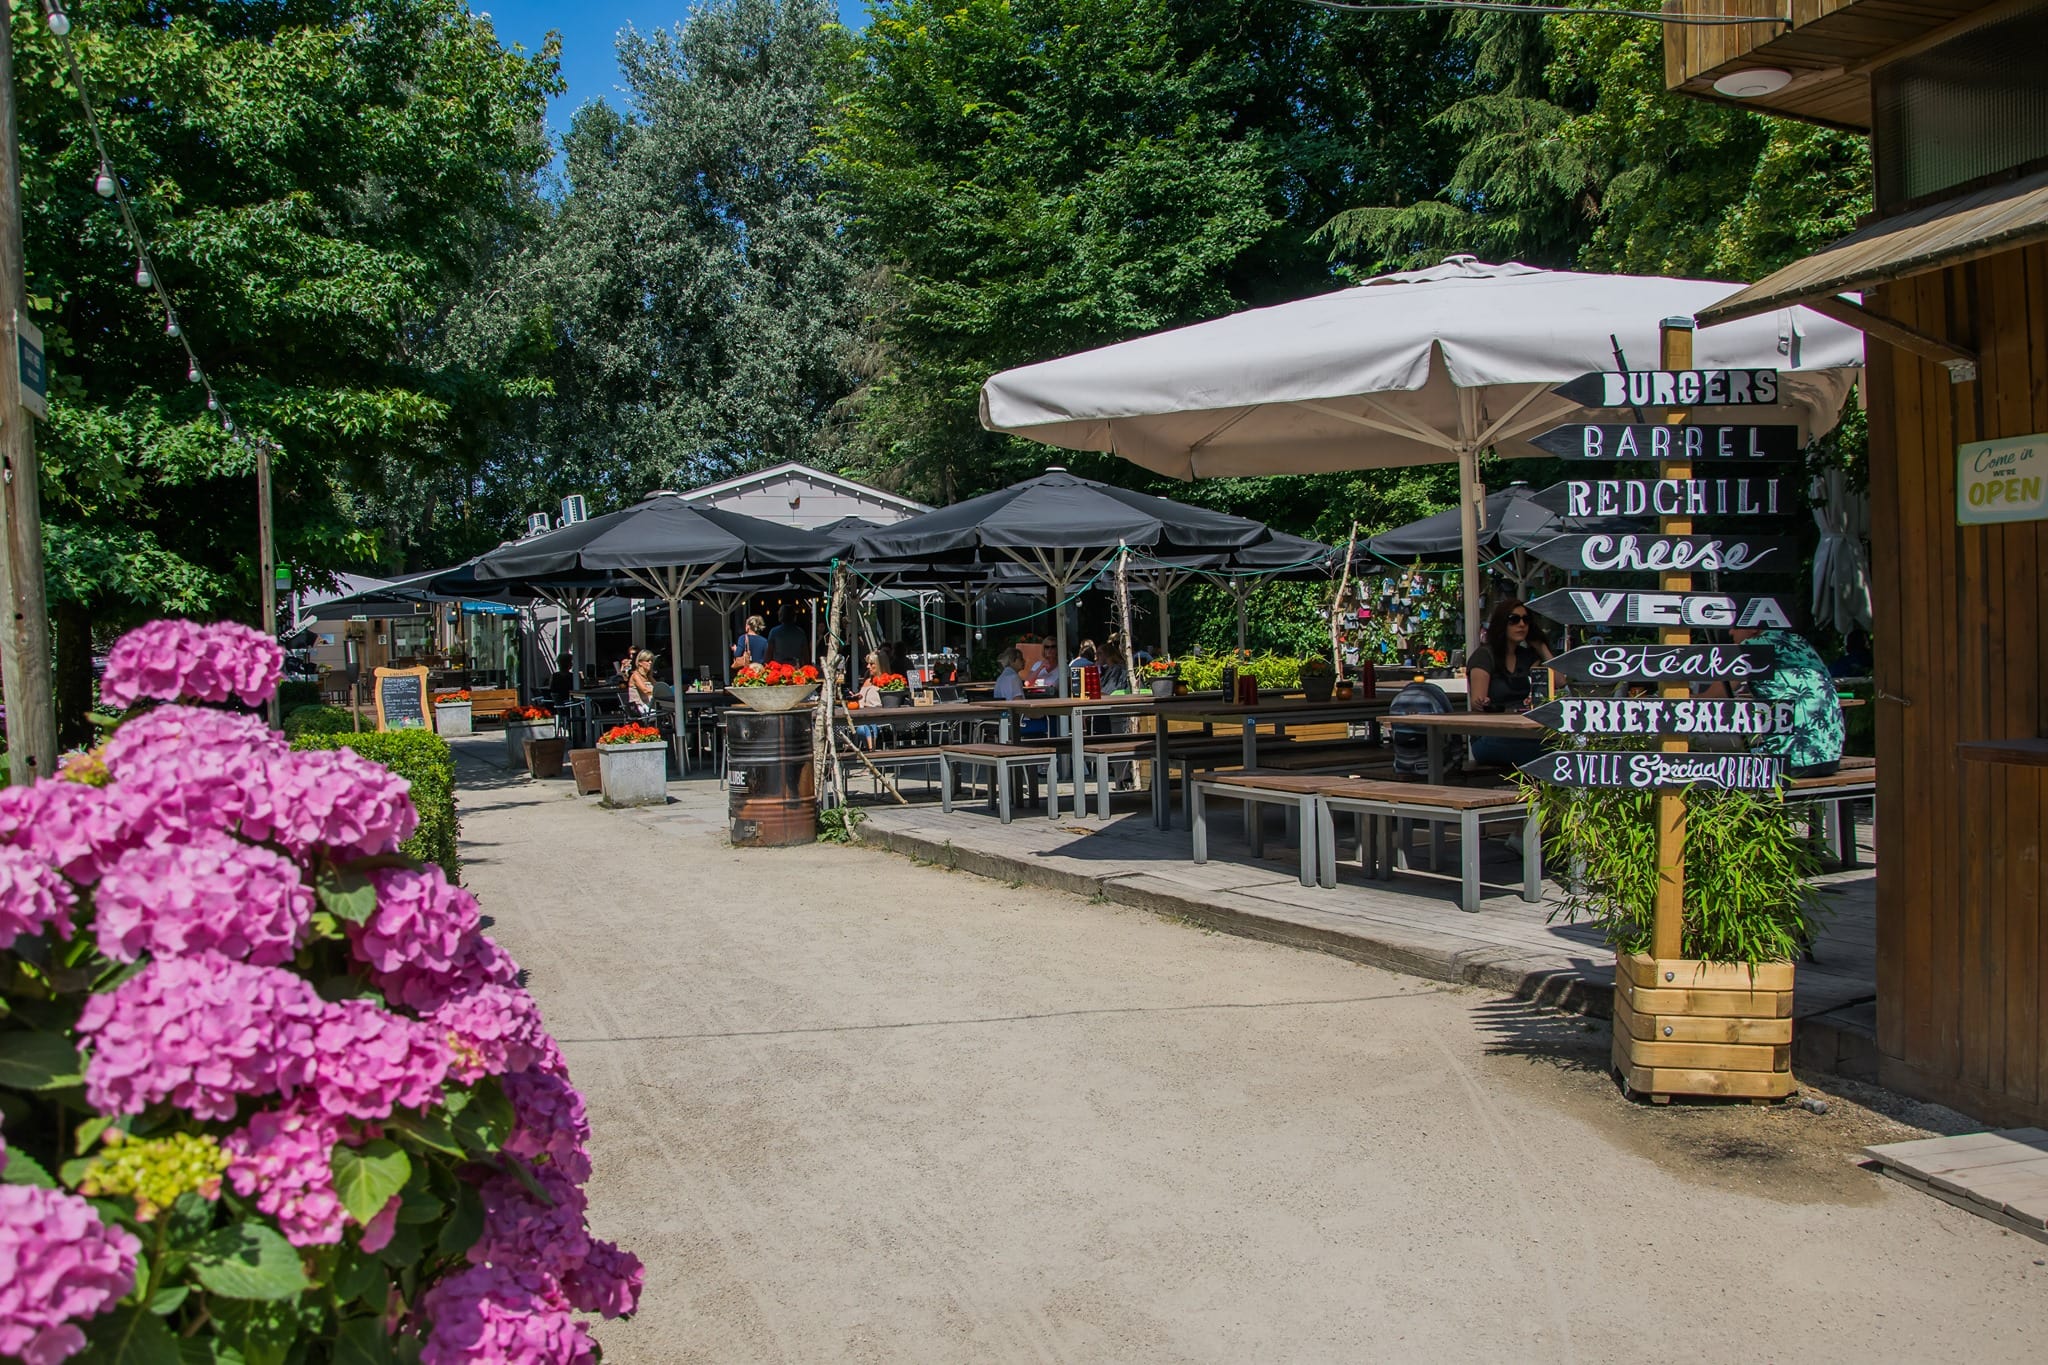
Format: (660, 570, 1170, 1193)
(1651, 319, 1695, 961)
(1331, 519, 1358, 681)
(257, 440, 280, 728)
(0, 20, 55, 783)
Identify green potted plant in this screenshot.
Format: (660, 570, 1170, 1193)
(1300, 656, 1334, 702)
(597, 721, 668, 806)
(875, 670, 911, 709)
(1144, 656, 1179, 697)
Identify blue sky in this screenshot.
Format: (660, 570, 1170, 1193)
(485, 2, 870, 134)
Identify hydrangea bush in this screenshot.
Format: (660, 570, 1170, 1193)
(0, 620, 641, 1363)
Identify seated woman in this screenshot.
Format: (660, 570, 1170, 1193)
(992, 647, 1027, 701)
(852, 651, 889, 749)
(624, 650, 658, 718)
(1465, 599, 1552, 770)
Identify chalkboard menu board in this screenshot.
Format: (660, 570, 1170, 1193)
(374, 666, 433, 733)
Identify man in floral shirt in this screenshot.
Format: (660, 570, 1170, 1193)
(1733, 626, 1845, 777)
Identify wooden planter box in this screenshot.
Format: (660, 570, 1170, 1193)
(1612, 953, 1796, 1102)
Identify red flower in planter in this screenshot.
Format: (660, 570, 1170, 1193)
(598, 724, 661, 746)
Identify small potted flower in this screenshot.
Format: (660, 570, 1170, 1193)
(1144, 656, 1179, 698)
(874, 671, 911, 709)
(1300, 656, 1334, 702)
(731, 659, 822, 712)
(434, 688, 473, 736)
(505, 703, 555, 765)
(596, 721, 668, 806)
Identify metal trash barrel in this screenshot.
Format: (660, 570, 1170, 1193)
(727, 709, 817, 847)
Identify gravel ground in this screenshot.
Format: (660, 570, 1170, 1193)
(453, 750, 2048, 1364)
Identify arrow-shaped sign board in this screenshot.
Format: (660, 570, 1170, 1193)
(1553, 369, 1784, 409)
(1526, 588, 1797, 630)
(1531, 478, 1784, 519)
(1522, 533, 1795, 575)
(1520, 750, 1783, 792)
(1530, 422, 1802, 462)
(1527, 696, 1796, 738)
(1548, 643, 1776, 685)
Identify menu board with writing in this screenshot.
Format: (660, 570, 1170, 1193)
(373, 666, 433, 732)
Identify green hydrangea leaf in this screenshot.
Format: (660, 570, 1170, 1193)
(335, 1316, 398, 1365)
(315, 868, 379, 925)
(1, 1148, 55, 1187)
(189, 1222, 311, 1301)
(79, 1304, 181, 1365)
(0, 1030, 84, 1090)
(330, 1140, 410, 1226)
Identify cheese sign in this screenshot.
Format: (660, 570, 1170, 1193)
(1526, 697, 1796, 738)
(1531, 423, 1801, 462)
(1525, 588, 1795, 630)
(1523, 533, 1794, 574)
(1521, 750, 1783, 792)
(1532, 477, 1783, 519)
(1554, 369, 1783, 409)
(1548, 643, 1776, 685)
(1956, 432, 2047, 525)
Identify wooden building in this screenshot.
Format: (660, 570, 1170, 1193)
(1667, 0, 2048, 1122)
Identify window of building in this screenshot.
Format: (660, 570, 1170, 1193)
(1872, 2, 2048, 212)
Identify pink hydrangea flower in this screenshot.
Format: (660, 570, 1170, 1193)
(419, 1265, 594, 1365)
(0, 1183, 140, 1365)
(241, 748, 417, 859)
(222, 1099, 348, 1247)
(502, 1069, 592, 1183)
(373, 933, 521, 1015)
(0, 845, 77, 950)
(101, 705, 287, 843)
(469, 1168, 589, 1281)
(77, 953, 322, 1121)
(432, 985, 552, 1084)
(349, 867, 480, 977)
(308, 999, 451, 1121)
(0, 782, 140, 885)
(99, 619, 282, 710)
(94, 831, 311, 966)
(560, 1239, 643, 1320)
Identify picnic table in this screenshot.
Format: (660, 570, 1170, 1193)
(1146, 697, 1394, 827)
(1390, 711, 1543, 784)
(976, 694, 1166, 818)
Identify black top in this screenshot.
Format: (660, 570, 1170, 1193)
(1467, 641, 1542, 711)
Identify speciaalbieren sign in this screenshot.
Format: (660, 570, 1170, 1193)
(1547, 643, 1776, 685)
(1526, 697, 1796, 738)
(1532, 478, 1782, 519)
(1525, 588, 1795, 630)
(1530, 422, 1801, 462)
(1523, 533, 1794, 574)
(1519, 750, 1783, 792)
(1553, 369, 1782, 409)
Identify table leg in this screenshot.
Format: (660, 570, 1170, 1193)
(1459, 809, 1481, 913)
(1152, 721, 1170, 829)
(1297, 795, 1317, 888)
(1191, 783, 1209, 864)
(1242, 718, 1257, 771)
(1070, 711, 1085, 819)
(1427, 727, 1446, 866)
(1315, 800, 1337, 888)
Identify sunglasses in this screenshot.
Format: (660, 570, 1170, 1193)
(1507, 612, 1531, 624)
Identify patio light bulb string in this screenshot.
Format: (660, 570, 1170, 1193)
(842, 556, 1119, 631)
(1297, 0, 1789, 25)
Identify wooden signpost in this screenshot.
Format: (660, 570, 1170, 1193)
(372, 665, 433, 733)
(1530, 421, 1801, 462)
(1519, 750, 1782, 792)
(1522, 532, 1794, 574)
(1527, 696, 1795, 738)
(1547, 643, 1776, 685)
(1526, 588, 1795, 630)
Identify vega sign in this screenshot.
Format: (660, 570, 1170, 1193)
(1525, 588, 1795, 630)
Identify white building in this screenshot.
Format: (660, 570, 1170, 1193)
(679, 461, 931, 528)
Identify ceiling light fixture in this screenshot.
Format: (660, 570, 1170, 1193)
(1712, 68, 1793, 98)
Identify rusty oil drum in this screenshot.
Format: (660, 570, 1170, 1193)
(726, 708, 817, 847)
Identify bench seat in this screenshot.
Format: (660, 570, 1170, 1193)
(939, 744, 1059, 824)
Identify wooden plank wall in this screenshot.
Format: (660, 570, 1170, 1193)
(1867, 240, 2048, 1125)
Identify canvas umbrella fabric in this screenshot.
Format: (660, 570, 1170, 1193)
(1358, 485, 1641, 600)
(852, 468, 1271, 695)
(980, 256, 1866, 648)
(1809, 466, 1873, 635)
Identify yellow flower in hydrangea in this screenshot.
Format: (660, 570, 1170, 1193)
(78, 1130, 229, 1221)
(59, 747, 110, 786)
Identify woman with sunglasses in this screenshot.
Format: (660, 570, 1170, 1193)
(1466, 598, 1552, 770)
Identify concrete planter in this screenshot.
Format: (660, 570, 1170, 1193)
(733, 684, 819, 713)
(505, 720, 556, 765)
(435, 701, 473, 736)
(599, 740, 669, 807)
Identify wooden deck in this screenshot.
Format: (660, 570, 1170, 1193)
(859, 793, 1878, 1062)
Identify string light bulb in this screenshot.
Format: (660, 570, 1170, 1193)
(93, 165, 116, 197)
(134, 261, 152, 288)
(165, 312, 180, 337)
(206, 392, 218, 411)
(44, 2, 69, 37)
(187, 361, 202, 384)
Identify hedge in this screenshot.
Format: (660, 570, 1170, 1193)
(290, 729, 460, 880)
(282, 703, 356, 738)
(276, 679, 322, 713)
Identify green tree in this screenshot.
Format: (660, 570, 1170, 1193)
(17, 0, 560, 732)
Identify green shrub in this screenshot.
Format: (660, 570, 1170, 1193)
(291, 730, 460, 880)
(276, 679, 322, 713)
(1177, 651, 1304, 692)
(283, 703, 356, 738)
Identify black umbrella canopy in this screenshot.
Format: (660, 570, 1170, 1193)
(851, 469, 1271, 563)
(1359, 487, 1539, 563)
(471, 492, 835, 581)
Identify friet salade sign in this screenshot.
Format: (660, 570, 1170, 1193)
(1957, 432, 2046, 525)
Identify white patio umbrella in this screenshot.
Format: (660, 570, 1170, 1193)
(981, 256, 1866, 648)
(1810, 465, 1873, 635)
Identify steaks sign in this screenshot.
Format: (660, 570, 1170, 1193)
(1531, 477, 1783, 519)
(1547, 643, 1776, 685)
(1530, 422, 1801, 462)
(1524, 533, 1794, 574)
(1526, 588, 1796, 630)
(1553, 368, 1783, 409)
(1527, 697, 1796, 739)
(1520, 750, 1783, 792)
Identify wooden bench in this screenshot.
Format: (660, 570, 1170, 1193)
(1190, 772, 1323, 887)
(1076, 739, 1154, 819)
(939, 744, 1058, 824)
(469, 688, 520, 723)
(835, 745, 946, 798)
(1309, 777, 1540, 912)
(1784, 764, 1878, 868)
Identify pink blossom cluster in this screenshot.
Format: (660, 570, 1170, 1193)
(0, 845, 77, 951)
(502, 1069, 593, 1182)
(0, 1178, 139, 1365)
(98, 618, 282, 710)
(0, 781, 139, 885)
(222, 1100, 349, 1247)
(371, 932, 521, 1014)
(307, 999, 450, 1121)
(418, 1266, 596, 1365)
(101, 705, 285, 842)
(241, 746, 418, 859)
(432, 984, 554, 1084)
(95, 831, 311, 965)
(350, 866, 480, 976)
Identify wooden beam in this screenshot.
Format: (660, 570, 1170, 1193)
(1847, 0, 2044, 75)
(1802, 293, 1978, 367)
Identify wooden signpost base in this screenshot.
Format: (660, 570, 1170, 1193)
(1611, 953, 1798, 1102)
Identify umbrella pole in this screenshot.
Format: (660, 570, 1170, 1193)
(1457, 445, 1482, 655)
(667, 593, 685, 767)
(1156, 587, 1170, 658)
(1234, 582, 1248, 654)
